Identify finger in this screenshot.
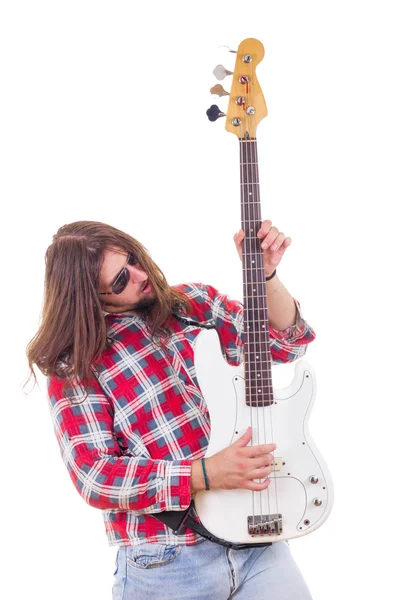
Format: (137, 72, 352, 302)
(233, 230, 245, 246)
(252, 454, 275, 468)
(240, 442, 277, 456)
(281, 237, 292, 250)
(233, 230, 245, 258)
(248, 465, 274, 479)
(269, 232, 286, 252)
(257, 220, 272, 238)
(261, 226, 279, 249)
(245, 478, 272, 492)
(233, 427, 253, 448)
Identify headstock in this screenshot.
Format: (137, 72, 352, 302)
(207, 38, 268, 139)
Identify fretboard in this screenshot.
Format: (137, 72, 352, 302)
(239, 136, 273, 407)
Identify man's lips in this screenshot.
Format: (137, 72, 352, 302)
(141, 280, 152, 292)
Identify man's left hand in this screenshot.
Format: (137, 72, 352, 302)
(233, 220, 292, 276)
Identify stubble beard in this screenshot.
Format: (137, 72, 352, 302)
(103, 291, 158, 316)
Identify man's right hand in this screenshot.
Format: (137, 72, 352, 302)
(190, 427, 276, 494)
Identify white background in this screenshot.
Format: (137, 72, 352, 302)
(1, 1, 399, 598)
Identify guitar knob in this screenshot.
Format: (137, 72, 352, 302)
(206, 105, 226, 122)
(309, 476, 319, 484)
(312, 498, 323, 507)
(213, 64, 233, 81)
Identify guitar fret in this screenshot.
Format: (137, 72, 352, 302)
(245, 332, 271, 335)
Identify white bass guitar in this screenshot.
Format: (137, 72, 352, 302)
(193, 38, 334, 545)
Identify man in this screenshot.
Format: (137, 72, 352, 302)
(27, 219, 316, 599)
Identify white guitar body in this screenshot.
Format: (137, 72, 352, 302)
(194, 328, 334, 544)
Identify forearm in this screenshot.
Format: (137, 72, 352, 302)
(265, 272, 297, 331)
(63, 448, 193, 513)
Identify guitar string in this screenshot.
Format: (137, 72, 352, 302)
(244, 112, 265, 525)
(239, 124, 256, 528)
(245, 63, 278, 530)
(249, 122, 269, 525)
(247, 121, 263, 525)
(253, 133, 279, 526)
(247, 95, 270, 525)
(250, 70, 280, 530)
(240, 103, 265, 528)
(240, 104, 261, 529)
(242, 71, 265, 526)
(250, 71, 280, 530)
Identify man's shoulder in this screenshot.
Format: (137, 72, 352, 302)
(172, 282, 206, 292)
(172, 283, 215, 321)
(172, 282, 219, 298)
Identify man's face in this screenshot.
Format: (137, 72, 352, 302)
(99, 248, 157, 315)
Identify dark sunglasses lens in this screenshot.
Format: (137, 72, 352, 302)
(113, 268, 129, 294)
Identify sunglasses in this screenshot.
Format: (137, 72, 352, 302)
(99, 253, 139, 295)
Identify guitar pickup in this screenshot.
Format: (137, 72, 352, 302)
(270, 457, 284, 471)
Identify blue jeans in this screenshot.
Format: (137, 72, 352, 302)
(112, 538, 313, 599)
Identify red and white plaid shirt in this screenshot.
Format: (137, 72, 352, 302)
(47, 282, 316, 548)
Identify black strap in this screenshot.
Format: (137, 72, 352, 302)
(153, 501, 272, 551)
(172, 313, 216, 330)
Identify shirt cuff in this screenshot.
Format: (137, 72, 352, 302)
(269, 299, 307, 343)
(158, 460, 193, 512)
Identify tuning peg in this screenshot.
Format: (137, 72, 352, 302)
(218, 45, 237, 54)
(210, 84, 229, 97)
(213, 64, 233, 81)
(206, 104, 226, 122)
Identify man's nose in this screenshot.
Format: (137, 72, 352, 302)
(128, 264, 146, 283)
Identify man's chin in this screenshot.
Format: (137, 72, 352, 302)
(134, 295, 157, 312)
(103, 293, 157, 315)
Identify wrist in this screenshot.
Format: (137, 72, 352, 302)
(265, 269, 277, 281)
(190, 459, 205, 495)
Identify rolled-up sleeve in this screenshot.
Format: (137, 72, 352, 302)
(267, 298, 316, 363)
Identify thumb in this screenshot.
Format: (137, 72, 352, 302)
(233, 230, 245, 260)
(233, 427, 252, 447)
(233, 229, 245, 243)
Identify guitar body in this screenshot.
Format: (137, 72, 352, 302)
(193, 328, 334, 544)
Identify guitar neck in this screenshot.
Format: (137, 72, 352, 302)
(239, 136, 274, 406)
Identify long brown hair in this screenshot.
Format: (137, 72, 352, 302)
(26, 220, 192, 392)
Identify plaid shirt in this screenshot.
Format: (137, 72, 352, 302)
(47, 282, 316, 548)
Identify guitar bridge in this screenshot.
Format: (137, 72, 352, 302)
(247, 514, 283, 536)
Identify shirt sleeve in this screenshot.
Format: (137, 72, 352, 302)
(47, 375, 193, 514)
(185, 282, 316, 366)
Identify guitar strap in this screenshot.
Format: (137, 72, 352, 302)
(153, 500, 272, 551)
(155, 314, 272, 550)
